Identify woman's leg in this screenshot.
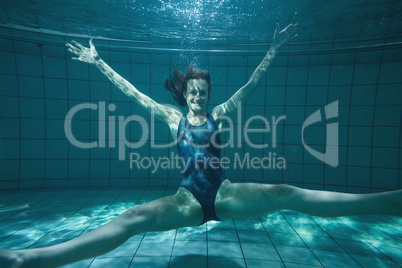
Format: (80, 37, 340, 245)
(0, 188, 203, 268)
(215, 181, 402, 220)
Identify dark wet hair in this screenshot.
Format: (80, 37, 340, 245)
(164, 64, 211, 107)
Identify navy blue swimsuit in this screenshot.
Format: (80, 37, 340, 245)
(177, 113, 226, 225)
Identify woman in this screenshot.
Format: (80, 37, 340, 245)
(1, 23, 401, 268)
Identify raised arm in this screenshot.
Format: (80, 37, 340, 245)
(66, 40, 182, 135)
(211, 23, 297, 122)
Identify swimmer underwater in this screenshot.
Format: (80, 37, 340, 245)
(1, 23, 401, 268)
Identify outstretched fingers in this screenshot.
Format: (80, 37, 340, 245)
(272, 23, 298, 47)
(66, 47, 81, 61)
(71, 40, 86, 50)
(66, 42, 81, 56)
(66, 40, 91, 55)
(66, 39, 99, 64)
(281, 23, 298, 40)
(287, 23, 298, 37)
(282, 23, 297, 32)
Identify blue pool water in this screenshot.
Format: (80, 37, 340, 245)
(0, 0, 402, 267)
(1, 188, 402, 267)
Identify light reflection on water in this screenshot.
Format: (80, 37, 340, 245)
(0, 204, 30, 213)
(0, 198, 401, 266)
(0, 200, 138, 250)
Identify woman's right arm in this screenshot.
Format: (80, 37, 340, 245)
(211, 23, 297, 125)
(66, 40, 182, 133)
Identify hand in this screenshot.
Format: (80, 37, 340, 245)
(66, 39, 99, 64)
(272, 23, 298, 48)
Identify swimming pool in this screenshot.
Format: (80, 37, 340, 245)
(0, 0, 401, 267)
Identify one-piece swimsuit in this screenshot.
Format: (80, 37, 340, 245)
(177, 113, 226, 225)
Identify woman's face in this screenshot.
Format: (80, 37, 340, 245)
(184, 78, 209, 113)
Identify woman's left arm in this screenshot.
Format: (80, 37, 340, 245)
(211, 23, 297, 122)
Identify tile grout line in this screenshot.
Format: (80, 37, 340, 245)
(28, 188, 110, 250)
(126, 187, 161, 268)
(232, 219, 248, 267)
(258, 215, 287, 267)
(0, 189, 63, 245)
(278, 211, 325, 267)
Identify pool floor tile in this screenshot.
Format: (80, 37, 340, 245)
(1, 188, 402, 267)
(269, 232, 306, 247)
(208, 257, 246, 268)
(100, 238, 141, 258)
(207, 228, 238, 242)
(300, 235, 345, 252)
(334, 238, 387, 258)
(241, 242, 281, 261)
(312, 249, 361, 268)
(207, 241, 243, 258)
(245, 259, 285, 268)
(170, 255, 208, 267)
(351, 254, 401, 268)
(176, 226, 207, 241)
(171, 240, 207, 257)
(276, 246, 321, 266)
(262, 222, 295, 233)
(284, 263, 323, 268)
(237, 229, 272, 244)
(129, 256, 170, 267)
(135, 240, 174, 257)
(89, 257, 132, 267)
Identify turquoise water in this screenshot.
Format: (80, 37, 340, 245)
(1, 188, 401, 267)
(1, 0, 402, 44)
(0, 0, 402, 267)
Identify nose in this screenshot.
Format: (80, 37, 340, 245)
(192, 92, 201, 100)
